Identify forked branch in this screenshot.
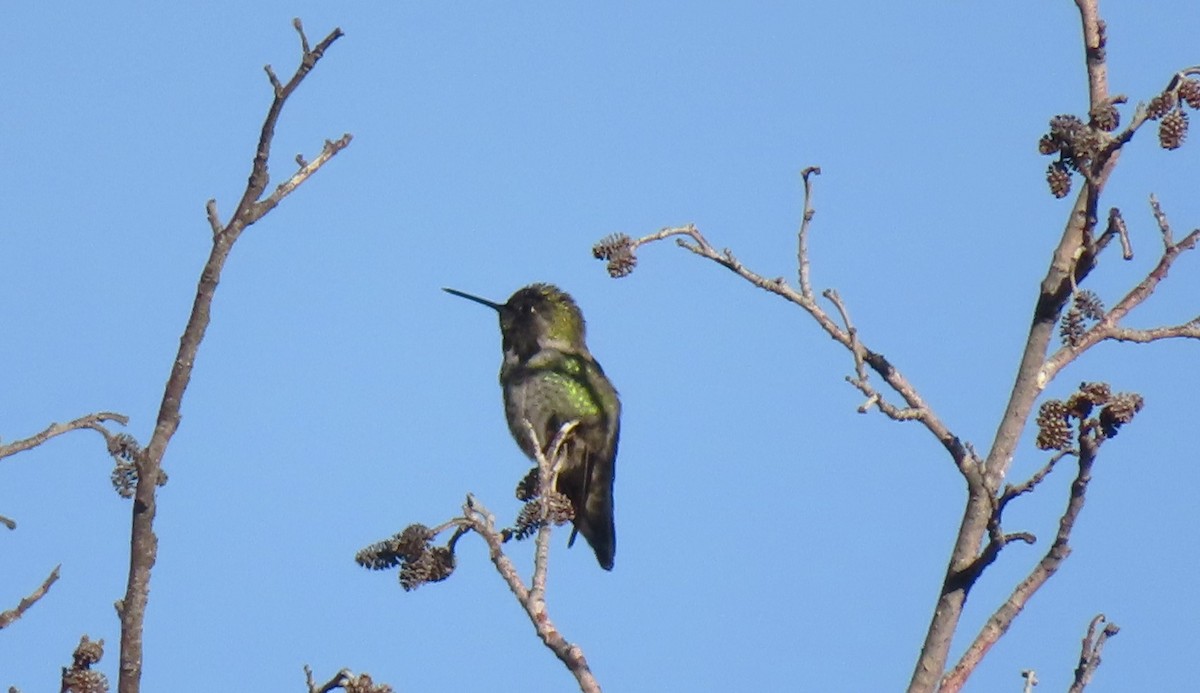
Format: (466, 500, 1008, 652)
(1068, 614, 1120, 693)
(117, 20, 349, 693)
(941, 434, 1101, 691)
(1043, 199, 1200, 383)
(357, 420, 600, 692)
(596, 205, 972, 477)
(591, 4, 1190, 691)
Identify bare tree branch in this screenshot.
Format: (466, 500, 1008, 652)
(623, 223, 975, 477)
(1106, 320, 1200, 342)
(1149, 194, 1174, 248)
(1096, 207, 1132, 260)
(593, 5, 1191, 690)
(1042, 213, 1200, 383)
(1068, 614, 1120, 693)
(0, 412, 129, 462)
(117, 21, 349, 693)
(940, 433, 1100, 691)
(1074, 0, 1110, 116)
(1000, 449, 1076, 504)
(458, 422, 603, 693)
(590, 1, 1199, 690)
(911, 3, 1159, 686)
(358, 418, 600, 691)
(0, 566, 60, 630)
(796, 166, 820, 298)
(459, 502, 599, 693)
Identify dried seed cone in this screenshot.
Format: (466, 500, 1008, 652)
(1049, 114, 1085, 139)
(1099, 393, 1144, 438)
(515, 466, 540, 501)
(396, 524, 434, 563)
(593, 233, 638, 278)
(545, 490, 576, 525)
(1078, 382, 1113, 404)
(399, 546, 454, 591)
(426, 546, 456, 583)
(1036, 400, 1072, 450)
(345, 674, 395, 693)
(1147, 92, 1176, 120)
(1090, 103, 1120, 132)
(1075, 290, 1105, 320)
(110, 461, 138, 498)
(1047, 162, 1072, 199)
(1159, 109, 1189, 150)
(62, 670, 109, 693)
(73, 636, 105, 667)
(1060, 308, 1085, 347)
(512, 501, 545, 540)
(1179, 78, 1200, 110)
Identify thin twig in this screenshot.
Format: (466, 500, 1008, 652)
(633, 223, 971, 471)
(822, 289, 865, 380)
(0, 413, 129, 461)
(0, 565, 61, 630)
(1106, 320, 1200, 342)
(1042, 223, 1200, 383)
(304, 666, 347, 693)
(1095, 207, 1132, 260)
(205, 199, 222, 236)
(1068, 614, 1119, 693)
(797, 166, 820, 298)
(1000, 449, 1077, 508)
(1149, 194, 1173, 248)
(302, 665, 391, 693)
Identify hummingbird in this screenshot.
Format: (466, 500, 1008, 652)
(444, 283, 620, 571)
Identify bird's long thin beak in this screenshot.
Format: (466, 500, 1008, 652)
(443, 287, 503, 311)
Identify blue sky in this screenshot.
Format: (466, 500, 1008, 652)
(3, 2, 1198, 691)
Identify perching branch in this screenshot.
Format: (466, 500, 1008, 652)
(358, 419, 601, 693)
(117, 20, 349, 693)
(473, 422, 599, 693)
(460, 494, 600, 693)
(0, 565, 60, 630)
